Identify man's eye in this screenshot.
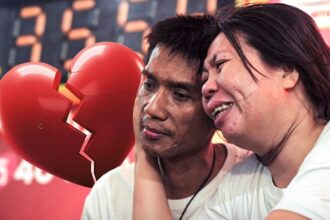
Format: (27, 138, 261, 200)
(174, 92, 189, 101)
(143, 80, 156, 91)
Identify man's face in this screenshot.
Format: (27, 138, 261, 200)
(135, 45, 215, 159)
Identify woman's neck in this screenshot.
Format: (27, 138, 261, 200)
(268, 116, 325, 188)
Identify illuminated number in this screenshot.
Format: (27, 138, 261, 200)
(176, 0, 188, 14)
(117, 0, 155, 58)
(235, 0, 268, 4)
(0, 158, 9, 187)
(34, 167, 54, 184)
(8, 6, 46, 66)
(176, 0, 218, 15)
(61, 0, 98, 70)
(13, 160, 34, 185)
(13, 160, 53, 185)
(206, 0, 218, 14)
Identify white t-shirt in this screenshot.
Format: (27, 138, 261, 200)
(194, 154, 284, 220)
(272, 121, 330, 219)
(81, 144, 249, 220)
(196, 121, 330, 220)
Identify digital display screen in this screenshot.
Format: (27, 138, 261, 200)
(0, 0, 233, 82)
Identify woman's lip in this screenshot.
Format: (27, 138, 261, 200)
(211, 103, 234, 119)
(213, 106, 231, 126)
(206, 100, 232, 118)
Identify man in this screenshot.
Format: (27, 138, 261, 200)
(82, 15, 247, 220)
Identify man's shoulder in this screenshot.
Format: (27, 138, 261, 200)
(214, 142, 252, 173)
(223, 142, 252, 162)
(228, 154, 265, 177)
(93, 163, 135, 190)
(218, 152, 269, 189)
(82, 163, 135, 220)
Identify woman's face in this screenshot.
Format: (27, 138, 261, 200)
(201, 33, 287, 153)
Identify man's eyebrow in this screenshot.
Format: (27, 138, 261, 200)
(141, 69, 156, 79)
(167, 81, 195, 92)
(141, 68, 150, 76)
(142, 68, 195, 92)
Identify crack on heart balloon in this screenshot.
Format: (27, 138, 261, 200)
(60, 87, 96, 183)
(0, 42, 144, 187)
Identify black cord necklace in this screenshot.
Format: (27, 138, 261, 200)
(178, 145, 216, 220)
(157, 146, 217, 219)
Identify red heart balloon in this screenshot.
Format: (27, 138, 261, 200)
(0, 42, 144, 187)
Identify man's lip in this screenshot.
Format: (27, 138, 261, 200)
(143, 125, 170, 135)
(142, 125, 171, 139)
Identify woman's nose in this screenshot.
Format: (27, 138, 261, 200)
(202, 76, 218, 101)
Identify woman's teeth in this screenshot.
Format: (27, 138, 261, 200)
(211, 103, 233, 119)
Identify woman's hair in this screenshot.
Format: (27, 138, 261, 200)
(216, 3, 330, 121)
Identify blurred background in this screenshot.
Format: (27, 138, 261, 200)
(0, 0, 329, 219)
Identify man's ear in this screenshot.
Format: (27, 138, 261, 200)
(282, 67, 299, 90)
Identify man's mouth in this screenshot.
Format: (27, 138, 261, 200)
(142, 125, 171, 139)
(211, 102, 233, 120)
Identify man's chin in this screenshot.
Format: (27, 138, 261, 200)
(141, 144, 161, 157)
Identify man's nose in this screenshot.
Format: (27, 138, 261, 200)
(144, 90, 168, 120)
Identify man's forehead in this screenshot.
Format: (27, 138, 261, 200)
(149, 43, 192, 66)
(145, 44, 203, 88)
(149, 45, 161, 61)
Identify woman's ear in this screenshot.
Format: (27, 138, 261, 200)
(282, 67, 299, 90)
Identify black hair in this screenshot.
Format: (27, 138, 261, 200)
(146, 14, 219, 74)
(216, 3, 330, 121)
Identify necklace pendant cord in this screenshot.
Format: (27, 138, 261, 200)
(178, 145, 217, 220)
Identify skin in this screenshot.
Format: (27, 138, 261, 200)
(133, 43, 226, 209)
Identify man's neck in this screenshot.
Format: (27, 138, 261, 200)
(159, 143, 227, 199)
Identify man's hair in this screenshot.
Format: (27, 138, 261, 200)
(146, 14, 219, 74)
(215, 3, 330, 122)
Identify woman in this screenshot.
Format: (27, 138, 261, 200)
(134, 3, 330, 220)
